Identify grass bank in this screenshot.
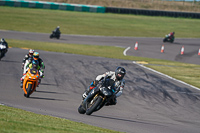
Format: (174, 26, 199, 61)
(35, 0, 200, 13)
(0, 6, 200, 38)
(0, 105, 120, 133)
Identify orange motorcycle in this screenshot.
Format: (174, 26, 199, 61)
(22, 68, 40, 98)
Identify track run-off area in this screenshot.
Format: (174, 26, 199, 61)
(0, 30, 200, 133)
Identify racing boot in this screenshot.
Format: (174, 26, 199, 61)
(20, 78, 23, 88)
(37, 78, 41, 87)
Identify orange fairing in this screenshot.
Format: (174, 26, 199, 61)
(22, 68, 40, 95)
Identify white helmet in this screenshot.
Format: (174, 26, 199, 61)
(29, 49, 34, 56)
(1, 38, 5, 42)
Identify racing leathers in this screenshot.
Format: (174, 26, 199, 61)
(22, 54, 33, 70)
(82, 71, 125, 105)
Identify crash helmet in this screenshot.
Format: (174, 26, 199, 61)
(32, 60, 39, 69)
(29, 49, 34, 57)
(33, 52, 39, 60)
(115, 67, 126, 80)
(57, 26, 60, 29)
(1, 38, 5, 42)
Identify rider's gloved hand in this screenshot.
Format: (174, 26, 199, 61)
(93, 80, 99, 86)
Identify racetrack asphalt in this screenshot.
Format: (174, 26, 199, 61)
(0, 30, 200, 133)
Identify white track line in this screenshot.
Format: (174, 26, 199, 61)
(123, 47, 130, 56)
(132, 61, 200, 91)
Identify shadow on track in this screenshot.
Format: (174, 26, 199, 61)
(29, 96, 67, 101)
(35, 90, 68, 95)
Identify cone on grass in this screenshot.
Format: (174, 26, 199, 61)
(134, 42, 138, 50)
(181, 46, 184, 55)
(161, 45, 164, 53)
(198, 48, 200, 55)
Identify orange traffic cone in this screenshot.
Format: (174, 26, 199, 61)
(198, 48, 200, 55)
(181, 46, 184, 55)
(161, 45, 164, 53)
(134, 42, 138, 50)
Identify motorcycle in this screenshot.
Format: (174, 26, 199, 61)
(163, 35, 175, 43)
(50, 31, 61, 39)
(78, 76, 116, 115)
(22, 68, 40, 98)
(0, 43, 7, 60)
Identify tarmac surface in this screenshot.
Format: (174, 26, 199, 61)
(0, 30, 200, 133)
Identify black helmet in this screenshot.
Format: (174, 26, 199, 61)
(115, 67, 126, 80)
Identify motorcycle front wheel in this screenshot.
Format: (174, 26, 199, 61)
(26, 84, 32, 98)
(78, 104, 86, 114)
(86, 96, 103, 115)
(50, 34, 53, 39)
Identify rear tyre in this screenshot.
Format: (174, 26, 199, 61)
(26, 84, 32, 98)
(0, 51, 2, 60)
(86, 96, 103, 115)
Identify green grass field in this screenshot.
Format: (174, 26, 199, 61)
(0, 6, 200, 38)
(1, 6, 200, 133)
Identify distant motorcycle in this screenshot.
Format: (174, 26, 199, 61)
(78, 76, 116, 115)
(50, 31, 61, 39)
(0, 43, 7, 60)
(22, 68, 40, 98)
(163, 35, 175, 43)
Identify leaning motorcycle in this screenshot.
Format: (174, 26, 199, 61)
(22, 68, 40, 98)
(0, 43, 7, 60)
(78, 77, 116, 115)
(50, 31, 61, 39)
(163, 35, 175, 43)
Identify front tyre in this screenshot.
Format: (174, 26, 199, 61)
(50, 34, 53, 39)
(26, 84, 32, 98)
(163, 38, 167, 42)
(86, 96, 103, 115)
(78, 104, 86, 114)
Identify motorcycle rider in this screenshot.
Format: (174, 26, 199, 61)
(1, 38, 8, 49)
(22, 49, 34, 69)
(166, 32, 175, 40)
(0, 38, 8, 58)
(32, 52, 45, 86)
(82, 66, 126, 105)
(53, 26, 61, 35)
(20, 60, 42, 88)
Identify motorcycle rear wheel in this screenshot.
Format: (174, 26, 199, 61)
(86, 96, 103, 115)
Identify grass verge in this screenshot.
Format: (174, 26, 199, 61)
(0, 6, 200, 38)
(0, 105, 120, 133)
